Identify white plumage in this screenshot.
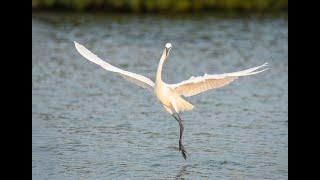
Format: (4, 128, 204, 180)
(74, 42, 155, 92)
(74, 41, 268, 160)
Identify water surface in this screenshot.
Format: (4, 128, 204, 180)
(32, 13, 288, 179)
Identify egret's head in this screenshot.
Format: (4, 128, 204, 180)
(165, 43, 172, 56)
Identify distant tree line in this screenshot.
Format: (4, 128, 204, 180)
(32, 0, 287, 12)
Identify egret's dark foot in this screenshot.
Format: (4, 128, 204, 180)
(179, 140, 187, 160)
(180, 144, 187, 160)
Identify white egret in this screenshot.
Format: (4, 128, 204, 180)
(74, 41, 268, 160)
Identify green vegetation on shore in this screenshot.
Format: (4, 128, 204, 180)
(32, 0, 287, 12)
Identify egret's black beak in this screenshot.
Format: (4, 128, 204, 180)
(165, 47, 171, 56)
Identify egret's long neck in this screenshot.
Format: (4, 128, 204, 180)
(156, 49, 167, 84)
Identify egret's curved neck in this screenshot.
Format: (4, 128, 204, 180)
(156, 49, 167, 84)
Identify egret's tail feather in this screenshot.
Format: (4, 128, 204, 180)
(176, 96, 194, 113)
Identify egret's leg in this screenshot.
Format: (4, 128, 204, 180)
(172, 113, 187, 160)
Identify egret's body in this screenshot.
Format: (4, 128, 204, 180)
(74, 41, 268, 160)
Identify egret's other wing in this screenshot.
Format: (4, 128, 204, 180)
(74, 41, 155, 92)
(168, 63, 268, 97)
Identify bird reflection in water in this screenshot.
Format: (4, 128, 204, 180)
(175, 165, 190, 180)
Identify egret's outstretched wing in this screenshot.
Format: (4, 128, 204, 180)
(74, 41, 155, 92)
(168, 63, 268, 97)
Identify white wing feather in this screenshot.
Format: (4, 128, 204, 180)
(74, 41, 155, 92)
(169, 63, 268, 97)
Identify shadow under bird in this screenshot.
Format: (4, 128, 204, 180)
(74, 42, 268, 160)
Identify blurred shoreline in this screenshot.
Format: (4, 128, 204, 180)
(32, 0, 287, 13)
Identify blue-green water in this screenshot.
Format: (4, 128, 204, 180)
(32, 13, 288, 179)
